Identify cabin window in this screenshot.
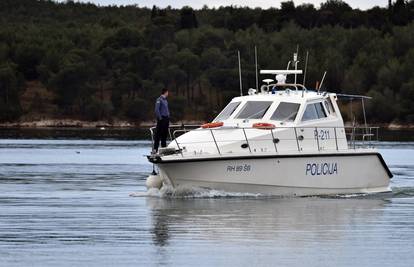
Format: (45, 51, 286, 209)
(271, 102, 300, 122)
(235, 101, 273, 119)
(302, 102, 327, 121)
(215, 102, 241, 121)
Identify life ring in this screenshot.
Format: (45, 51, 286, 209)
(201, 121, 224, 129)
(252, 122, 276, 129)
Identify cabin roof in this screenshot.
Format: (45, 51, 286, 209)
(231, 90, 336, 103)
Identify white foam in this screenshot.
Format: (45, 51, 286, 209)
(131, 186, 396, 199)
(129, 187, 162, 197)
(336, 193, 369, 198)
(130, 185, 263, 199)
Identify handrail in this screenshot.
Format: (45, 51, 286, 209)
(149, 124, 380, 157)
(261, 83, 307, 94)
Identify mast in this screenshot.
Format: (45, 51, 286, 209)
(294, 45, 299, 84)
(238, 50, 243, 96)
(319, 71, 327, 93)
(303, 51, 309, 87)
(255, 46, 259, 90)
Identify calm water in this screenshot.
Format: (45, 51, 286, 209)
(1, 129, 414, 266)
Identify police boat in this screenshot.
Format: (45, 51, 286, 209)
(146, 55, 392, 196)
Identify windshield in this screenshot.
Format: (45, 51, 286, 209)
(235, 101, 273, 119)
(302, 102, 327, 121)
(214, 102, 241, 121)
(271, 102, 300, 122)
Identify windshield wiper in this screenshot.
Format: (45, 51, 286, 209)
(245, 106, 271, 119)
(280, 111, 298, 124)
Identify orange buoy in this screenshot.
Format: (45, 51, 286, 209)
(252, 122, 276, 129)
(201, 121, 224, 129)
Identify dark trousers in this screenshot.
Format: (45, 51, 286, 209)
(153, 117, 169, 152)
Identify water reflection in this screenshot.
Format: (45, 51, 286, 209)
(148, 197, 388, 246)
(151, 210, 171, 247)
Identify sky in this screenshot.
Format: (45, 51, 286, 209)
(60, 0, 388, 10)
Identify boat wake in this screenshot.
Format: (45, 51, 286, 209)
(337, 189, 414, 199)
(130, 185, 414, 199)
(390, 186, 414, 197)
(130, 185, 263, 199)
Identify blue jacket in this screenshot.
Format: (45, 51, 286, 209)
(155, 95, 170, 120)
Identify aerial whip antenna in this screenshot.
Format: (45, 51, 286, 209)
(318, 71, 327, 93)
(255, 46, 259, 90)
(238, 50, 243, 96)
(303, 51, 309, 87)
(293, 45, 299, 85)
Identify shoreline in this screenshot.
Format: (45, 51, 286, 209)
(0, 119, 206, 129)
(0, 119, 414, 130)
(0, 119, 413, 129)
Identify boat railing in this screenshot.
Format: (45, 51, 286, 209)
(149, 125, 379, 156)
(260, 83, 307, 92)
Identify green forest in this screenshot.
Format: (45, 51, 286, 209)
(1, 0, 414, 124)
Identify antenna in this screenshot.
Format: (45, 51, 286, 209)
(318, 71, 327, 93)
(361, 98, 368, 136)
(293, 48, 299, 85)
(238, 50, 243, 96)
(255, 46, 259, 90)
(294, 57, 298, 84)
(303, 51, 309, 87)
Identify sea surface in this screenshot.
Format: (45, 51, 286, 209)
(0, 128, 414, 266)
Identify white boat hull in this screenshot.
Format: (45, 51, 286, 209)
(153, 152, 392, 196)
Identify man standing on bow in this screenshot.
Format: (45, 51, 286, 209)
(153, 88, 170, 153)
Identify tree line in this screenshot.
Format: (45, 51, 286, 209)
(0, 0, 414, 123)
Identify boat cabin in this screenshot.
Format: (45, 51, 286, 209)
(213, 90, 342, 129)
(158, 65, 375, 157)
